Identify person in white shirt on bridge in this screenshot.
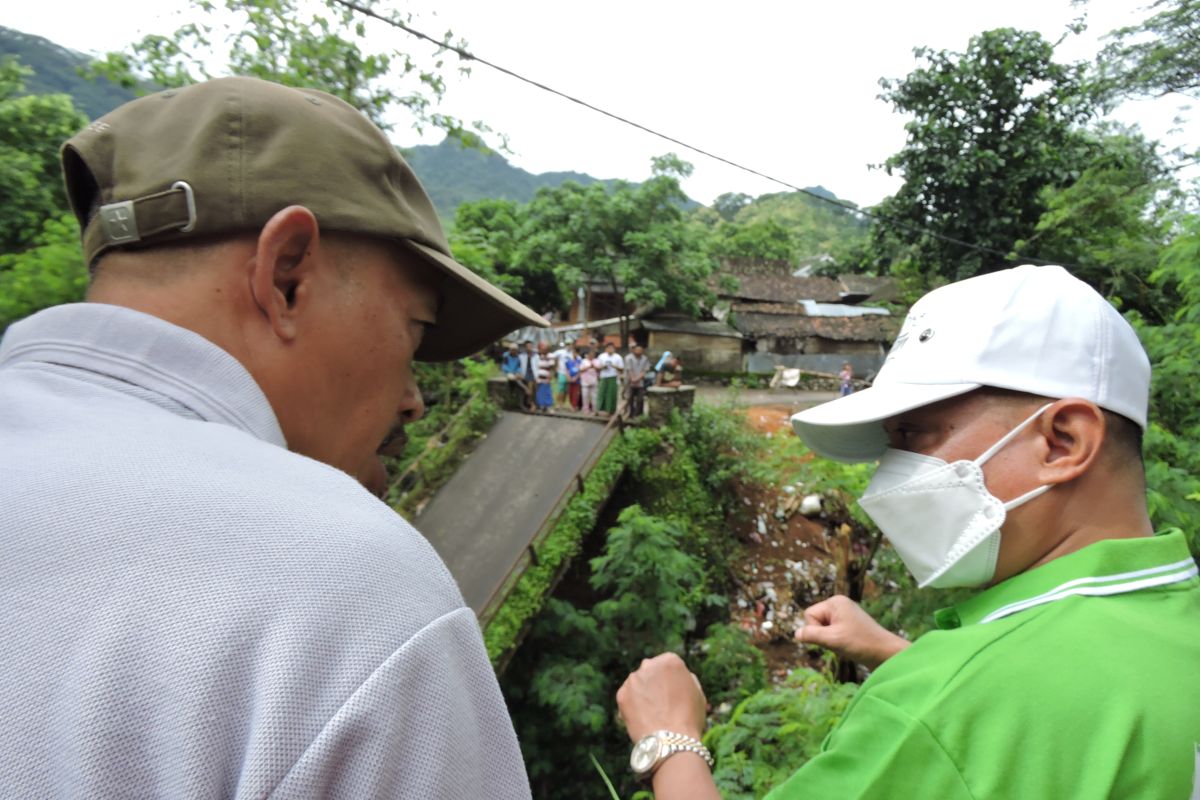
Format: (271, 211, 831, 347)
(596, 341, 625, 416)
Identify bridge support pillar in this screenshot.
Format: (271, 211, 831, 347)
(646, 385, 696, 427)
(488, 376, 525, 411)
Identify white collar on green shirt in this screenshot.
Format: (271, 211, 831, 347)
(935, 530, 1198, 629)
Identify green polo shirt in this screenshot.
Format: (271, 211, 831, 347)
(768, 531, 1200, 799)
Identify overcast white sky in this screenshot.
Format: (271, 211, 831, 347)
(7, 0, 1196, 207)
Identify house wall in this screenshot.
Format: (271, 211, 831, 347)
(647, 331, 743, 373)
(805, 337, 883, 356)
(745, 351, 886, 377)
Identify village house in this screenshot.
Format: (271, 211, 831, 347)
(715, 262, 901, 376)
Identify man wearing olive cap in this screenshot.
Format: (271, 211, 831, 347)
(617, 265, 1200, 798)
(0, 77, 545, 797)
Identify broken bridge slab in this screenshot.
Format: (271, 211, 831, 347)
(414, 410, 613, 614)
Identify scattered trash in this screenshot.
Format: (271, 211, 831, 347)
(800, 494, 822, 515)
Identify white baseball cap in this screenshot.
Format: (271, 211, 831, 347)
(790, 265, 1151, 462)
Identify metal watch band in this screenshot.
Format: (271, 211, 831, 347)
(652, 730, 714, 770)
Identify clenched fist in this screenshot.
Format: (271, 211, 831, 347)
(796, 595, 910, 670)
(616, 653, 707, 743)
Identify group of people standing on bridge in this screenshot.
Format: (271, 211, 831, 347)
(501, 338, 684, 418)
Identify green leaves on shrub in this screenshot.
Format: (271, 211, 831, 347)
(706, 668, 858, 800)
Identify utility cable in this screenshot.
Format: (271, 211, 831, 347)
(330, 0, 1094, 271)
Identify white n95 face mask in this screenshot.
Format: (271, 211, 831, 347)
(859, 404, 1053, 588)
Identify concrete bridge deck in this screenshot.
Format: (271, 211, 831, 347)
(416, 411, 615, 614)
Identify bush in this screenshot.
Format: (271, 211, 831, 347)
(383, 358, 499, 519)
(693, 623, 768, 709)
(706, 668, 859, 800)
(0, 214, 87, 332)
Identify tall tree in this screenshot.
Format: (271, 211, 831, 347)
(449, 198, 560, 314)
(712, 191, 752, 222)
(519, 155, 717, 344)
(868, 28, 1097, 281)
(89, 0, 492, 142)
(1017, 129, 1177, 322)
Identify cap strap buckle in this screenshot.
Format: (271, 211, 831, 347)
(94, 180, 197, 250)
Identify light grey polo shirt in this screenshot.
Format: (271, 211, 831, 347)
(0, 303, 530, 798)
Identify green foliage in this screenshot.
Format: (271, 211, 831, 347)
(502, 504, 715, 799)
(869, 28, 1096, 280)
(0, 214, 87, 331)
(705, 668, 859, 800)
(718, 190, 868, 265)
(88, 0, 490, 141)
(589, 507, 708, 657)
(451, 154, 717, 326)
(382, 359, 499, 519)
(1096, 0, 1200, 101)
(449, 197, 560, 313)
(713, 191, 753, 222)
(1019, 130, 1176, 322)
(482, 431, 648, 664)
(0, 59, 87, 254)
(1127, 215, 1200, 553)
(498, 406, 766, 799)
(694, 623, 768, 708)
(519, 155, 717, 328)
(710, 218, 798, 263)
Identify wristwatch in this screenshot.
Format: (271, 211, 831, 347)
(629, 730, 714, 779)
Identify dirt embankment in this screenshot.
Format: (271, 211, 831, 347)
(728, 405, 872, 682)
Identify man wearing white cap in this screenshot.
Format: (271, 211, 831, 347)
(615, 265, 1200, 798)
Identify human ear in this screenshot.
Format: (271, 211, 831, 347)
(249, 205, 321, 341)
(1034, 399, 1105, 486)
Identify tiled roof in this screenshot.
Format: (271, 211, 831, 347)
(732, 311, 900, 342)
(719, 274, 845, 303)
(837, 274, 900, 304)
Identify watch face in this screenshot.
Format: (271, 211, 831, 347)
(630, 735, 661, 773)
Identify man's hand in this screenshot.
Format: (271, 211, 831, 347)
(616, 653, 707, 743)
(796, 595, 910, 670)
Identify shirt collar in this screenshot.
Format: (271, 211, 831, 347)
(0, 303, 286, 448)
(935, 530, 1198, 629)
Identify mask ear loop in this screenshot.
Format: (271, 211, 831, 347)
(974, 403, 1054, 467)
(973, 402, 1055, 511)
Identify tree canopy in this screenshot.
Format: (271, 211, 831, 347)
(88, 0, 491, 142)
(1097, 0, 1200, 100)
(867, 28, 1097, 281)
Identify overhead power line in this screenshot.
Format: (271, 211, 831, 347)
(330, 0, 1087, 271)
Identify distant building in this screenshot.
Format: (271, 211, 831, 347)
(503, 260, 902, 378)
(635, 316, 744, 373)
(717, 260, 901, 376)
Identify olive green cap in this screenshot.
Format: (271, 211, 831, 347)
(60, 76, 547, 361)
